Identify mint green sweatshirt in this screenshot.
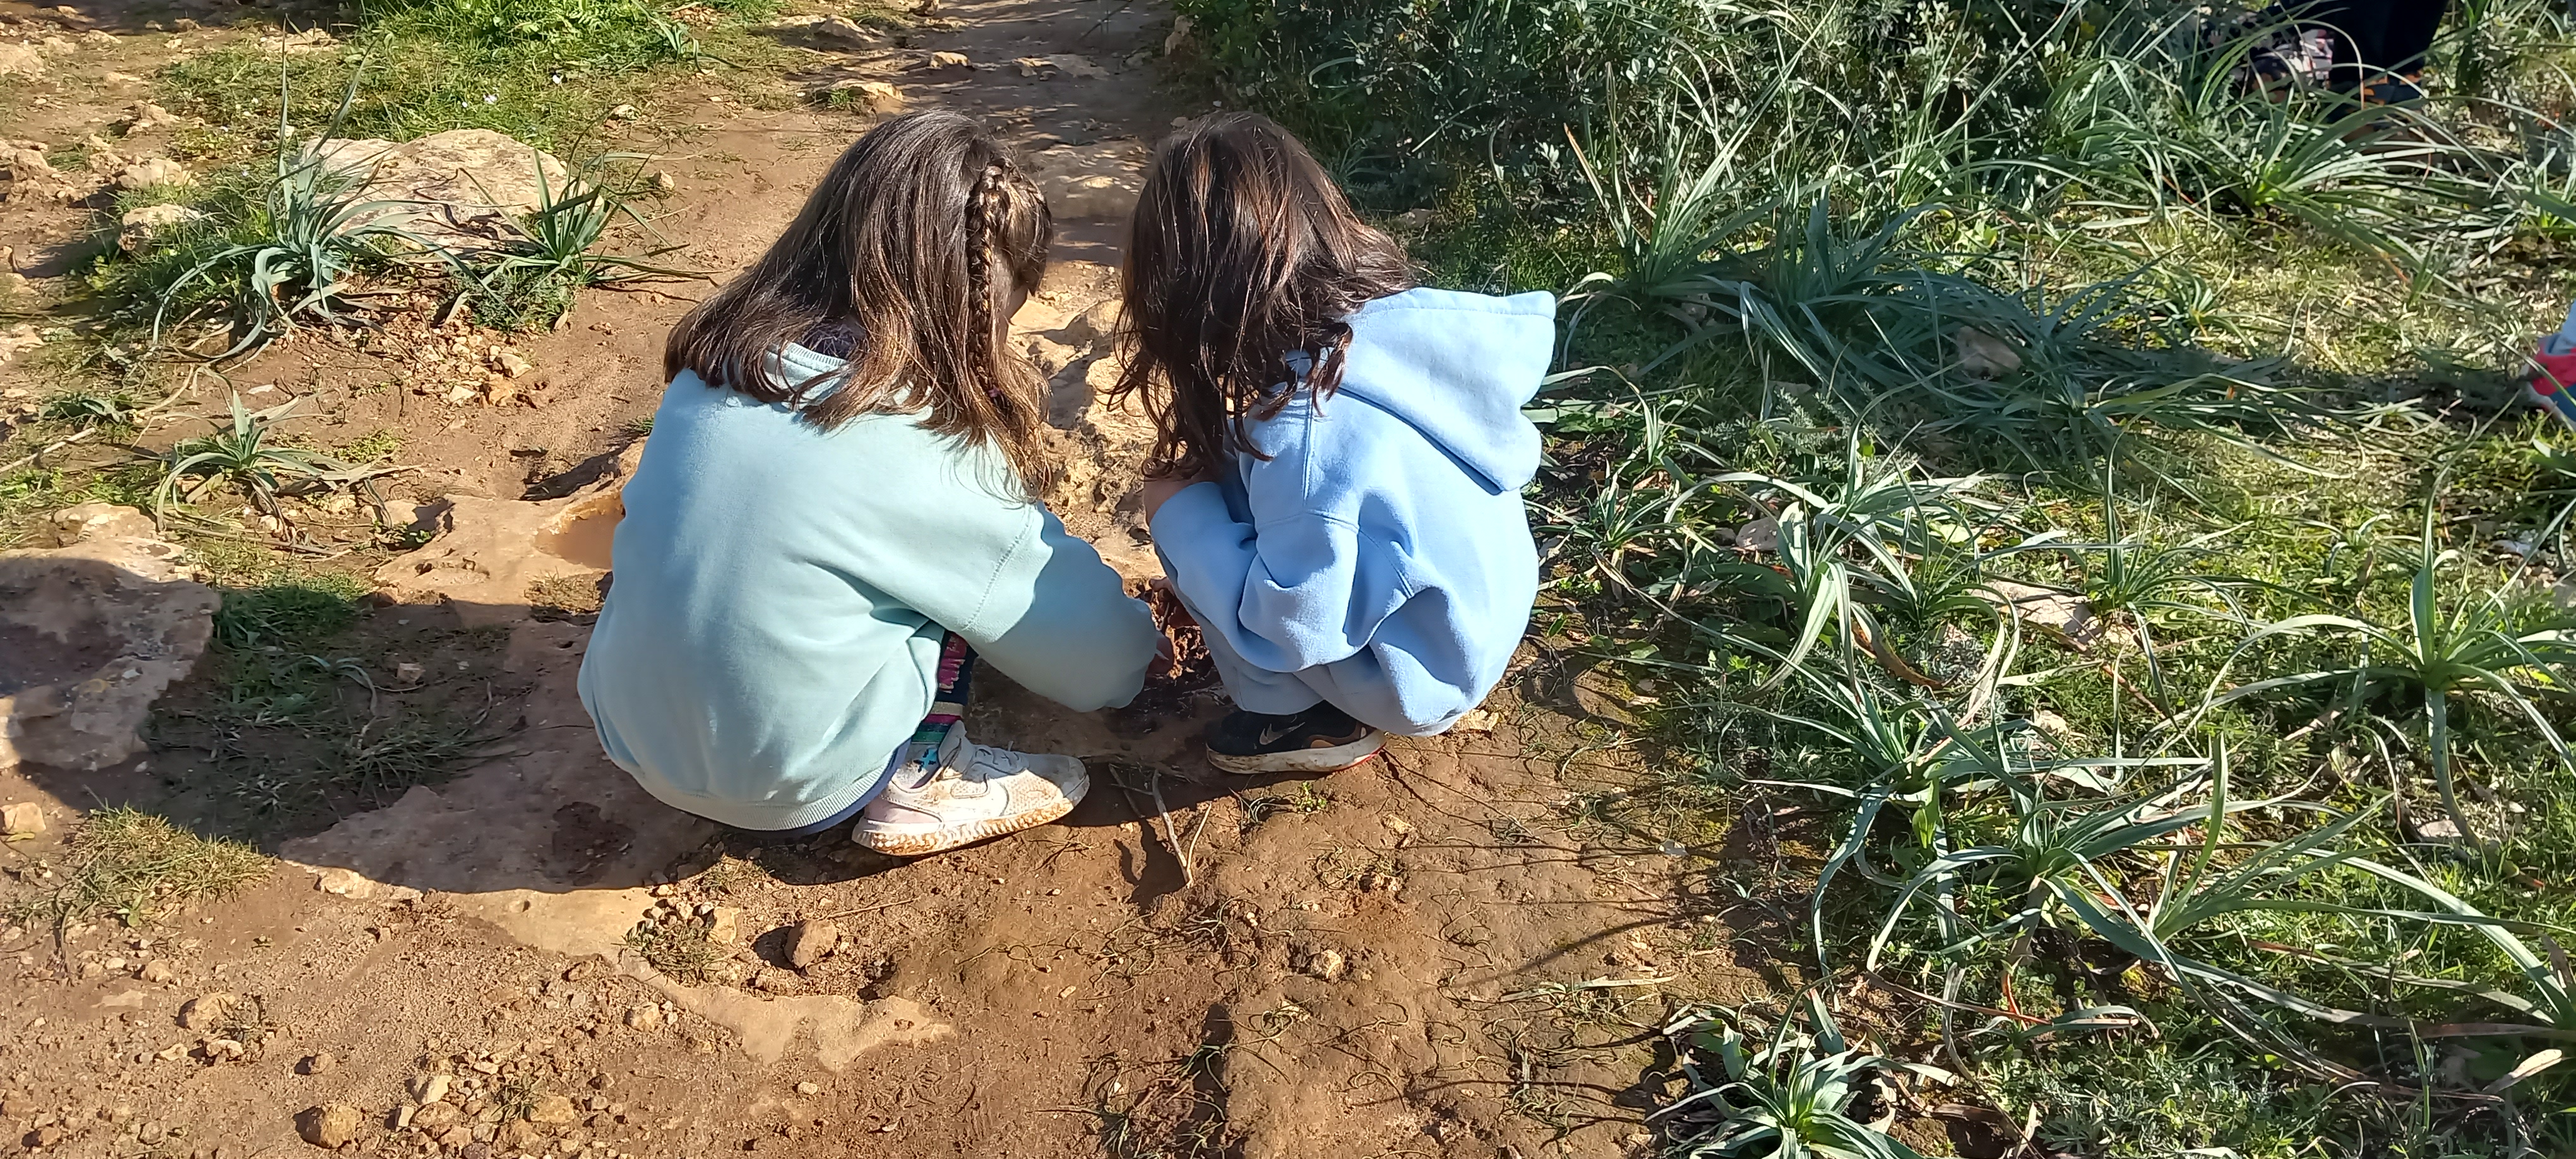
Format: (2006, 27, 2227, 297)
(576, 344, 1160, 831)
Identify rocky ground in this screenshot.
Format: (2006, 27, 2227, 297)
(0, 0, 1787, 1156)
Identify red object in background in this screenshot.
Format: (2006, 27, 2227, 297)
(2537, 350, 2576, 396)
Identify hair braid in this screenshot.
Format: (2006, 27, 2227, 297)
(967, 161, 1008, 403)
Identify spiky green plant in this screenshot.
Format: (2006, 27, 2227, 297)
(465, 151, 693, 328)
(2209, 498, 2576, 846)
(145, 67, 451, 360)
(150, 395, 398, 525)
(1656, 994, 1947, 1159)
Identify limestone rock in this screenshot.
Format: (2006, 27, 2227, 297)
(784, 919, 837, 969)
(927, 50, 969, 69)
(122, 102, 180, 132)
(0, 42, 44, 77)
(1022, 141, 1147, 220)
(371, 470, 627, 627)
(1015, 54, 1109, 79)
(0, 322, 40, 364)
(1057, 299, 1123, 347)
(809, 15, 881, 45)
(0, 504, 217, 772)
(305, 129, 570, 253)
(118, 203, 205, 253)
(1, 800, 43, 835)
(178, 991, 239, 1030)
(527, 1093, 578, 1125)
(1296, 945, 1348, 982)
(811, 76, 904, 112)
(298, 1102, 362, 1148)
(0, 143, 54, 181)
(114, 157, 191, 190)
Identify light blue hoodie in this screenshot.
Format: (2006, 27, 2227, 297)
(1149, 287, 1556, 734)
(578, 345, 1161, 831)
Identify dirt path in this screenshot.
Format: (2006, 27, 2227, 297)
(1, 2, 1765, 1156)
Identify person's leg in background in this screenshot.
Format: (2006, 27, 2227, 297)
(2375, 0, 2452, 76)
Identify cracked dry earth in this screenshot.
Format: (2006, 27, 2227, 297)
(0, 0, 1781, 1155)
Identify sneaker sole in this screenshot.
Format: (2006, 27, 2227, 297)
(855, 796, 1075, 858)
(1207, 732, 1386, 775)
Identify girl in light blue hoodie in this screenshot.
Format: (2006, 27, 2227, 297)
(579, 112, 1160, 855)
(1119, 114, 1554, 774)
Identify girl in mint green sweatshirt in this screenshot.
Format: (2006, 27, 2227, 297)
(577, 111, 1160, 857)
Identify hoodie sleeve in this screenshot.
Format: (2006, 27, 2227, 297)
(950, 506, 1161, 712)
(1151, 482, 1407, 677)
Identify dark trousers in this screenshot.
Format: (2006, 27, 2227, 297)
(2299, 0, 2451, 76)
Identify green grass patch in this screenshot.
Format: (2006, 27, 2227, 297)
(6, 807, 271, 930)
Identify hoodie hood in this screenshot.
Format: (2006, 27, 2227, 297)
(1325, 287, 1556, 492)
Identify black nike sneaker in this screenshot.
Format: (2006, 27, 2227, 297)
(1205, 703, 1385, 774)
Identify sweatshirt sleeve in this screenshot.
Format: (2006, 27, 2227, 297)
(1152, 482, 1405, 676)
(954, 506, 1160, 712)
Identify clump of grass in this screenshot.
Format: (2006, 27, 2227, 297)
(213, 573, 366, 651)
(6, 807, 270, 929)
(335, 716, 499, 804)
(625, 914, 725, 983)
(527, 572, 605, 618)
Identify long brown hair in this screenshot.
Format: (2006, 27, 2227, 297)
(1112, 112, 1414, 479)
(664, 110, 1054, 493)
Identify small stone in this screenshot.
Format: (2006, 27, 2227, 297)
(623, 1004, 662, 1031)
(0, 43, 44, 79)
(809, 15, 880, 45)
(528, 1093, 578, 1125)
(794, 1081, 820, 1096)
(138, 960, 174, 984)
(313, 867, 375, 898)
(177, 992, 237, 1030)
(927, 51, 969, 68)
(297, 1103, 362, 1148)
(410, 1102, 459, 1129)
(813, 78, 904, 113)
(414, 1073, 451, 1104)
(608, 104, 638, 121)
(299, 1052, 335, 1075)
(490, 348, 530, 377)
(707, 906, 742, 944)
(1297, 946, 1347, 982)
(647, 170, 677, 194)
(1, 801, 44, 836)
(114, 157, 190, 191)
(123, 101, 180, 131)
(1955, 325, 2023, 377)
(783, 920, 837, 970)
